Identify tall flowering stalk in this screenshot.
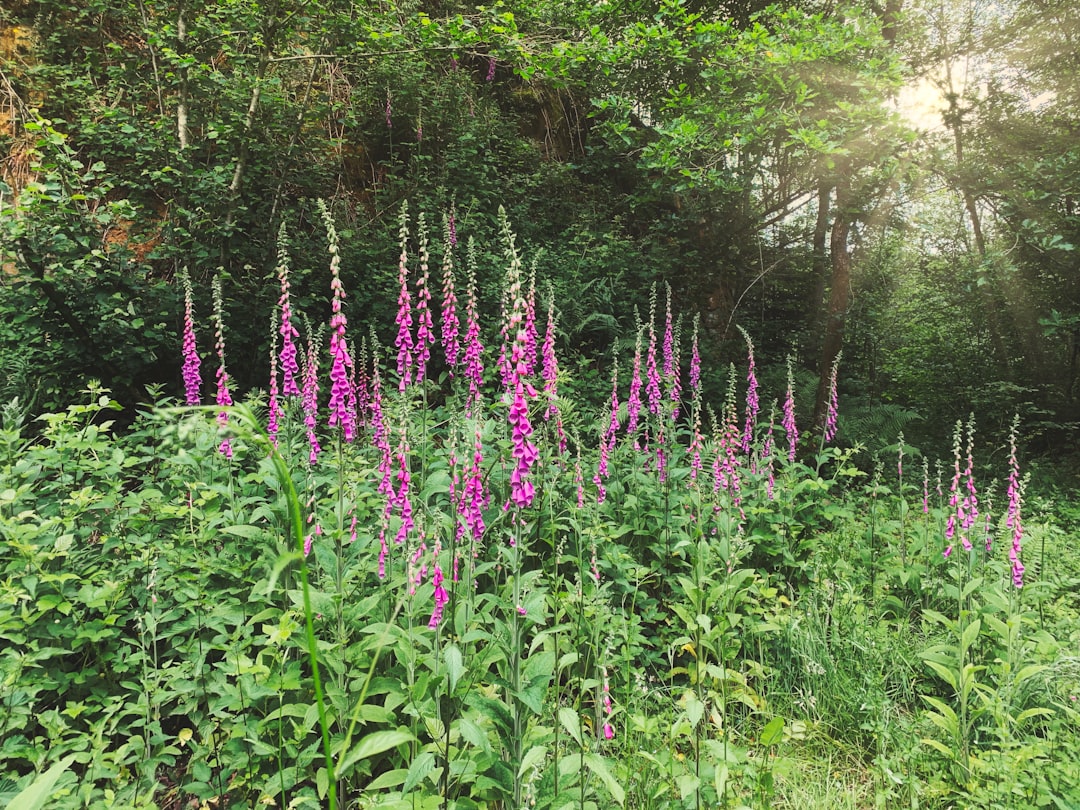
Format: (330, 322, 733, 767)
(276, 224, 301, 397)
(320, 200, 356, 443)
(782, 356, 798, 462)
(524, 265, 538, 378)
(395, 203, 415, 391)
(369, 338, 393, 497)
(959, 415, 979, 552)
(180, 268, 202, 406)
(943, 420, 962, 558)
(302, 322, 322, 464)
(594, 358, 619, 503)
(463, 240, 485, 417)
(738, 326, 758, 454)
(687, 315, 704, 483)
(645, 285, 662, 417)
(414, 213, 435, 384)
(429, 564, 448, 628)
(761, 406, 777, 499)
(662, 284, 681, 419)
(541, 293, 566, 454)
(211, 276, 233, 459)
(459, 423, 487, 558)
(824, 351, 841, 444)
(689, 313, 701, 397)
(1006, 415, 1025, 588)
(267, 309, 281, 446)
(500, 212, 538, 509)
(626, 317, 644, 444)
(440, 211, 461, 371)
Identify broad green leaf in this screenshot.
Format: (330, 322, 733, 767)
(921, 738, 955, 758)
(558, 707, 583, 747)
(517, 745, 547, 779)
(759, 716, 785, 747)
(923, 659, 959, 691)
(1016, 707, 1054, 724)
(1014, 664, 1048, 684)
(584, 752, 625, 806)
(7, 756, 74, 810)
(403, 751, 436, 793)
(960, 618, 981, 651)
(444, 644, 464, 693)
(338, 730, 415, 775)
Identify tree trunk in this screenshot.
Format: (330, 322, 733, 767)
(176, 0, 190, 150)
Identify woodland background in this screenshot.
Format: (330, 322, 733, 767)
(1, 0, 1078, 454)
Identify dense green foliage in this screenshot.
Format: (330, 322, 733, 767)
(2, 0, 1080, 806)
(2, 211, 1079, 807)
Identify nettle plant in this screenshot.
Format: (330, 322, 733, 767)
(2, 198, 1072, 810)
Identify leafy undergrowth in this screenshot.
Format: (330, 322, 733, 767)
(2, 216, 1079, 809)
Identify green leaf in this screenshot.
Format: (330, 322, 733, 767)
(403, 751, 436, 793)
(221, 524, 265, 539)
(1014, 664, 1048, 684)
(517, 745, 547, 779)
(1016, 707, 1054, 724)
(759, 716, 785, 747)
(960, 618, 981, 651)
(558, 707, 583, 747)
(7, 756, 74, 810)
(337, 730, 415, 775)
(444, 644, 464, 693)
(923, 659, 959, 691)
(584, 753, 625, 806)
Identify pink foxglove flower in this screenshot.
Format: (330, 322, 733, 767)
(440, 211, 461, 370)
(922, 457, 930, 514)
(689, 314, 701, 395)
(393, 424, 414, 545)
(369, 343, 393, 496)
(762, 407, 776, 499)
(662, 283, 675, 383)
(276, 226, 301, 397)
(460, 425, 486, 543)
(395, 204, 415, 391)
(486, 56, 496, 81)
(321, 201, 356, 443)
(645, 286, 662, 416)
(1006, 415, 1024, 588)
(302, 325, 322, 464)
(602, 668, 614, 740)
(500, 210, 538, 509)
(944, 421, 962, 557)
(782, 357, 798, 462)
(267, 310, 281, 445)
(959, 417, 978, 551)
(180, 268, 202, 406)
(212, 276, 233, 459)
(541, 295, 566, 454)
(524, 267, 538, 377)
(463, 243, 485, 416)
(824, 351, 841, 443)
(626, 320, 644, 442)
(738, 327, 758, 454)
(594, 359, 619, 503)
(429, 563, 449, 628)
(414, 213, 434, 383)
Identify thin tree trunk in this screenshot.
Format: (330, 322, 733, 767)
(813, 176, 851, 434)
(176, 0, 190, 150)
